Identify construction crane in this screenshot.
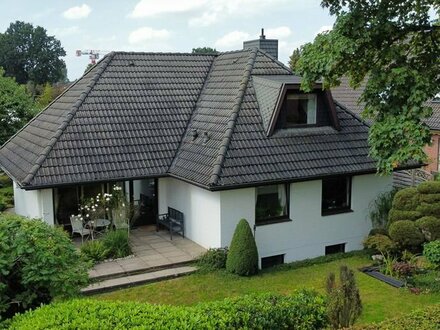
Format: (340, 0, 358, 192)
(75, 50, 109, 64)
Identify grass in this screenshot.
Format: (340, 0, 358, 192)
(96, 254, 440, 325)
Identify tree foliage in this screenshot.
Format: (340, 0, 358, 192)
(0, 21, 67, 85)
(297, 1, 440, 173)
(192, 47, 218, 54)
(289, 47, 302, 73)
(0, 67, 36, 145)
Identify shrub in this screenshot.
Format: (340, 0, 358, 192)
(226, 219, 258, 276)
(388, 208, 422, 223)
(419, 193, 440, 204)
(198, 247, 228, 270)
(353, 305, 440, 330)
(391, 187, 420, 211)
(392, 261, 415, 278)
(80, 240, 109, 263)
(415, 217, 440, 241)
(7, 291, 328, 330)
(363, 234, 396, 255)
(326, 265, 362, 329)
(368, 227, 388, 236)
(423, 240, 440, 268)
(416, 203, 440, 217)
(102, 229, 132, 259)
(0, 214, 89, 320)
(417, 181, 440, 194)
(388, 220, 424, 249)
(368, 189, 397, 229)
(411, 270, 440, 293)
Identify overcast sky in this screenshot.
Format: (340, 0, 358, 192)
(0, 0, 335, 81)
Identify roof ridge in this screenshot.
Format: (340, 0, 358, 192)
(209, 48, 258, 186)
(168, 56, 217, 172)
(21, 52, 116, 186)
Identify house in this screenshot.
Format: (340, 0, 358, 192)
(0, 36, 401, 266)
(332, 78, 440, 186)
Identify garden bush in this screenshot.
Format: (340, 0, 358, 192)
(423, 240, 440, 268)
(226, 219, 259, 276)
(80, 240, 109, 263)
(411, 270, 440, 293)
(6, 291, 328, 330)
(363, 234, 395, 255)
(417, 181, 440, 194)
(368, 228, 388, 237)
(415, 217, 440, 241)
(353, 304, 440, 330)
(368, 189, 397, 229)
(102, 229, 132, 259)
(391, 187, 420, 211)
(388, 220, 424, 249)
(0, 214, 89, 320)
(388, 208, 422, 223)
(326, 265, 362, 329)
(198, 247, 228, 270)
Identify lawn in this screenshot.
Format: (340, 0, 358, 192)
(96, 254, 440, 325)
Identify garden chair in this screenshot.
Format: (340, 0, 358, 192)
(70, 215, 92, 243)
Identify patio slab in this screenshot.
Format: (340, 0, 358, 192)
(81, 226, 205, 282)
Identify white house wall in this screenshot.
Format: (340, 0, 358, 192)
(158, 177, 221, 248)
(13, 182, 54, 225)
(219, 174, 393, 263)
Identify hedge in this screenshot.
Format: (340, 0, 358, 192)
(6, 291, 328, 330)
(415, 217, 440, 241)
(391, 187, 419, 211)
(417, 181, 440, 194)
(388, 208, 422, 223)
(352, 304, 440, 330)
(388, 220, 424, 248)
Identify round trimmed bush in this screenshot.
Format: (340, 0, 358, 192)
(0, 214, 89, 320)
(417, 181, 440, 194)
(392, 187, 420, 211)
(388, 220, 424, 249)
(416, 203, 440, 217)
(419, 193, 440, 204)
(363, 234, 395, 254)
(415, 217, 440, 241)
(226, 219, 258, 276)
(388, 209, 422, 223)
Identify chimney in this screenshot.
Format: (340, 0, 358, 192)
(243, 28, 278, 59)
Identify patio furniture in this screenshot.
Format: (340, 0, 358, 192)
(70, 215, 92, 243)
(87, 219, 111, 239)
(156, 207, 184, 240)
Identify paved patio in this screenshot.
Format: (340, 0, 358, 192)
(80, 226, 205, 280)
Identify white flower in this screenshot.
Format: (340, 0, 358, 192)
(106, 198, 110, 201)
(86, 214, 89, 217)
(122, 203, 125, 207)
(105, 208, 109, 211)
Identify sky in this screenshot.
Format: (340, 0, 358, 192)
(0, 0, 336, 81)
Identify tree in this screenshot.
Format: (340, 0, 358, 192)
(226, 219, 259, 276)
(84, 63, 95, 74)
(0, 21, 67, 85)
(297, 1, 440, 173)
(192, 47, 218, 54)
(0, 67, 36, 145)
(288, 47, 302, 73)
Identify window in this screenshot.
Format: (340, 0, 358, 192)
(284, 93, 317, 126)
(261, 254, 285, 269)
(325, 243, 346, 255)
(321, 176, 352, 215)
(255, 184, 289, 224)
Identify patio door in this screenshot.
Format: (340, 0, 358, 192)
(130, 178, 158, 227)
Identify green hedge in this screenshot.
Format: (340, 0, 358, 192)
(388, 208, 422, 223)
(353, 304, 440, 329)
(417, 181, 440, 194)
(388, 220, 424, 248)
(416, 217, 440, 241)
(392, 188, 419, 211)
(6, 291, 327, 330)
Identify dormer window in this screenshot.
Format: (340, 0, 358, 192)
(284, 93, 317, 127)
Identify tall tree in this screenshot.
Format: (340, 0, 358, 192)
(0, 21, 67, 85)
(0, 68, 36, 145)
(297, 1, 440, 173)
(192, 47, 218, 54)
(288, 47, 302, 74)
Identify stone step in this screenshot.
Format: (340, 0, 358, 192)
(81, 265, 197, 295)
(89, 259, 194, 282)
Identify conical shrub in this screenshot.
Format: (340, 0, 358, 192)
(226, 219, 259, 276)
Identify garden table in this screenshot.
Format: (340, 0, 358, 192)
(87, 219, 111, 239)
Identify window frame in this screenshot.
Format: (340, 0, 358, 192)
(255, 184, 290, 226)
(321, 176, 352, 216)
(282, 93, 318, 128)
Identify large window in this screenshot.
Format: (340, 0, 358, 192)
(255, 184, 289, 224)
(284, 93, 317, 126)
(321, 176, 352, 215)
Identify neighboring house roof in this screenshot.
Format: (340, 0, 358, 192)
(0, 49, 379, 191)
(332, 77, 440, 130)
